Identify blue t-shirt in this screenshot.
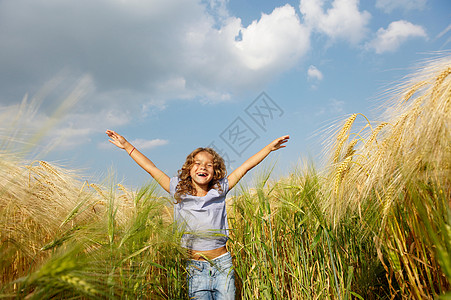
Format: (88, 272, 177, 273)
(170, 177, 230, 251)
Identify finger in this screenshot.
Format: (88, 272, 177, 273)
(280, 140, 288, 144)
(281, 135, 289, 141)
(106, 130, 116, 138)
(279, 138, 289, 145)
(277, 139, 289, 145)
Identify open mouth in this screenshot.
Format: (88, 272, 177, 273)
(197, 172, 208, 177)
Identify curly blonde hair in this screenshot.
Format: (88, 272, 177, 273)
(174, 148, 227, 203)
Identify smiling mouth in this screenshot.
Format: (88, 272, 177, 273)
(197, 173, 208, 177)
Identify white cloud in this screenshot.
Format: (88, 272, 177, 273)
(307, 65, 324, 81)
(314, 98, 344, 116)
(52, 127, 94, 149)
(375, 0, 427, 13)
(330, 98, 345, 113)
(204, 0, 231, 23)
(0, 0, 313, 150)
(130, 138, 169, 150)
(0, 88, 133, 152)
(299, 0, 371, 45)
(0, 0, 310, 107)
(98, 138, 168, 152)
(233, 5, 310, 70)
(366, 20, 427, 54)
(307, 65, 323, 89)
(177, 4, 310, 97)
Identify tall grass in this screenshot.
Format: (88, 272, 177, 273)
(0, 157, 187, 298)
(228, 165, 387, 299)
(1, 55, 450, 299)
(322, 55, 451, 299)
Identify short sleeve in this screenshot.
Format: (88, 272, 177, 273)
(169, 177, 180, 196)
(218, 177, 229, 195)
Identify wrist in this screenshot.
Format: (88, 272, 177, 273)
(124, 143, 134, 153)
(264, 144, 274, 153)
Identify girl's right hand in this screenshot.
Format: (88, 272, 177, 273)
(106, 129, 170, 193)
(106, 130, 128, 149)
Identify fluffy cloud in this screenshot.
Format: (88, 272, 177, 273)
(307, 65, 323, 89)
(178, 4, 310, 97)
(375, 0, 427, 13)
(0, 0, 310, 107)
(99, 138, 168, 151)
(0, 0, 312, 149)
(299, 0, 371, 45)
(233, 5, 310, 70)
(366, 20, 427, 54)
(307, 65, 324, 81)
(130, 138, 169, 150)
(314, 98, 345, 116)
(0, 101, 134, 152)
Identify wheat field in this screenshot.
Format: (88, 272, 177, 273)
(1, 56, 450, 299)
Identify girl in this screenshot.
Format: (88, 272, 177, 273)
(106, 130, 289, 299)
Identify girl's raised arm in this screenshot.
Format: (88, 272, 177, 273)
(227, 135, 289, 190)
(106, 130, 170, 193)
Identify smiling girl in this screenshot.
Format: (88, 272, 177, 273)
(105, 130, 289, 299)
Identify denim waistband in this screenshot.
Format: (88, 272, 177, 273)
(188, 252, 232, 267)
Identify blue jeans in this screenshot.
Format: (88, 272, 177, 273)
(186, 252, 235, 300)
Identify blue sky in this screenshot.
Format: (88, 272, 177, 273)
(0, 0, 450, 189)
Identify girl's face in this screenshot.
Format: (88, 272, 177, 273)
(190, 151, 215, 191)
